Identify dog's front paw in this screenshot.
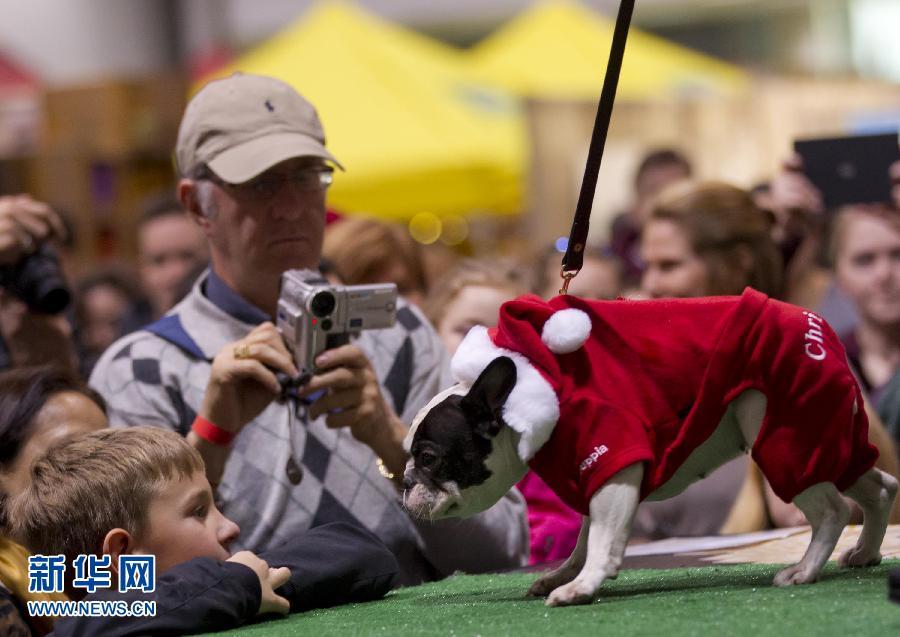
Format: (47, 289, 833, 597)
(838, 546, 882, 568)
(545, 578, 601, 607)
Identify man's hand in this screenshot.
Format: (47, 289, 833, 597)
(227, 551, 291, 616)
(298, 344, 408, 483)
(0, 195, 67, 266)
(199, 322, 298, 434)
(299, 344, 394, 445)
(770, 154, 825, 221)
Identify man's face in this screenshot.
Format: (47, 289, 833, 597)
(131, 470, 239, 574)
(139, 214, 208, 315)
(201, 157, 330, 281)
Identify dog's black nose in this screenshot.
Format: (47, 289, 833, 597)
(402, 476, 416, 491)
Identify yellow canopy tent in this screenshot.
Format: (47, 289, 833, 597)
(468, 0, 748, 101)
(199, 1, 526, 220)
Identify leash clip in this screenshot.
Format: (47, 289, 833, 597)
(559, 268, 578, 295)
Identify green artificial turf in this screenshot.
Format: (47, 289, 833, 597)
(203, 561, 899, 637)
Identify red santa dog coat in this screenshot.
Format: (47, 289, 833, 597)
(451, 288, 878, 515)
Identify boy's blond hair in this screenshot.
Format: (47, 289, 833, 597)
(7, 427, 204, 565)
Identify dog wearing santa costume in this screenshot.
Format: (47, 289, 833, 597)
(402, 288, 898, 606)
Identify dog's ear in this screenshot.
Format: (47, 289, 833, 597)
(461, 356, 516, 438)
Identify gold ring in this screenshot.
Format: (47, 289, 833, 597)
(233, 344, 251, 359)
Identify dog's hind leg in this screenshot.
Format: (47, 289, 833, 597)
(839, 468, 898, 568)
(730, 390, 843, 585)
(527, 517, 589, 598)
(773, 483, 849, 586)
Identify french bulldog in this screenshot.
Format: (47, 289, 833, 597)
(402, 291, 898, 606)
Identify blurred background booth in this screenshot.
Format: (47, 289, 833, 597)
(0, 0, 897, 268)
(466, 0, 750, 245)
(202, 4, 526, 220)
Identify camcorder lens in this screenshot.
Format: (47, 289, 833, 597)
(310, 291, 336, 318)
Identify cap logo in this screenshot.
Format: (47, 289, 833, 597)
(264, 99, 274, 112)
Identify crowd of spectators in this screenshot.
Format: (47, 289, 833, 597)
(0, 71, 897, 633)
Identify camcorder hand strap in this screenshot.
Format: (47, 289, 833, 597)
(560, 0, 635, 294)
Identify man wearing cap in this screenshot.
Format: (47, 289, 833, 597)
(89, 73, 528, 583)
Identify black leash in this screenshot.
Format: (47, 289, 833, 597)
(560, 0, 635, 294)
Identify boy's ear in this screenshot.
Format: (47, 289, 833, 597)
(460, 356, 517, 438)
(102, 528, 133, 574)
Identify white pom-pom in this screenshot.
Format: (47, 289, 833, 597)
(541, 309, 591, 354)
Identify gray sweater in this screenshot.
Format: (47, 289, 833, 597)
(89, 273, 528, 584)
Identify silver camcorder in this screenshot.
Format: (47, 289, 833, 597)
(276, 269, 397, 381)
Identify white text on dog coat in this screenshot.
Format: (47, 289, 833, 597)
(579, 445, 609, 472)
(802, 311, 826, 361)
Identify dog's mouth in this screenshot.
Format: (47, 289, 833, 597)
(430, 493, 456, 517)
(403, 481, 461, 520)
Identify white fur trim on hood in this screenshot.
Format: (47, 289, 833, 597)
(541, 308, 591, 354)
(451, 326, 559, 461)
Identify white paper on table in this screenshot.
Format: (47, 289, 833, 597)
(624, 526, 809, 557)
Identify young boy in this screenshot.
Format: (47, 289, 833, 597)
(7, 427, 399, 636)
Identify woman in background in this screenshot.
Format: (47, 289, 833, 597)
(0, 367, 108, 636)
(831, 204, 900, 450)
(641, 181, 783, 300)
(832, 204, 900, 407)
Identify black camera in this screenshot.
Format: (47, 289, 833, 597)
(0, 244, 71, 314)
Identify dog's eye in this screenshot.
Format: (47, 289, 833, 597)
(418, 451, 438, 468)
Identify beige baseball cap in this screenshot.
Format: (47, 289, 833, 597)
(176, 73, 343, 183)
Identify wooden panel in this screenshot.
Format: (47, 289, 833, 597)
(39, 74, 186, 158)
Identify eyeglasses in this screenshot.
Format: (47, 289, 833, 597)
(198, 166, 334, 201)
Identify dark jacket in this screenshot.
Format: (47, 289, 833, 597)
(51, 522, 398, 636)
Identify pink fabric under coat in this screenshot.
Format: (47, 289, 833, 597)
(516, 471, 582, 564)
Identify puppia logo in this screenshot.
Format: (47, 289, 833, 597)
(802, 311, 827, 361)
(579, 445, 609, 472)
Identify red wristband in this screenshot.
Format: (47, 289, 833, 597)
(191, 415, 236, 446)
